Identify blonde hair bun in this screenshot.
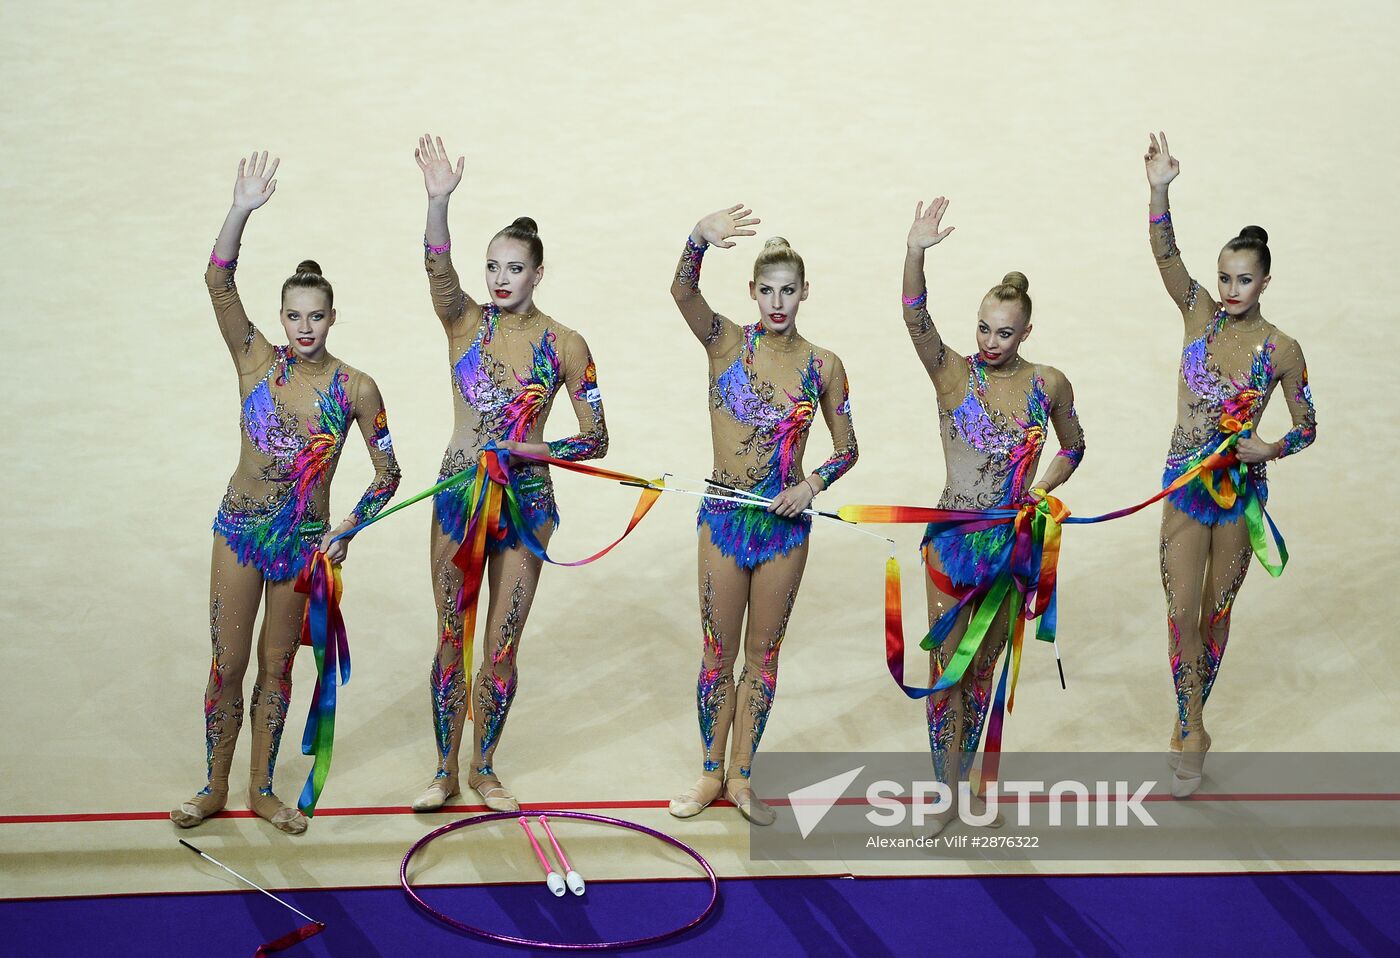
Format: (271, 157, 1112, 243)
(1000, 270, 1029, 293)
(753, 236, 805, 284)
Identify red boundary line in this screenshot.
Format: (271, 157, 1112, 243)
(3, 793, 1399, 826)
(0, 799, 728, 825)
(3, 868, 1397, 905)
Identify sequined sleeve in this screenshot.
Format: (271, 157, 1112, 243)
(545, 331, 610, 462)
(811, 354, 859, 488)
(206, 258, 274, 377)
(424, 244, 474, 328)
(902, 267, 968, 400)
(1273, 337, 1317, 458)
(1149, 209, 1213, 328)
(1045, 368, 1086, 468)
(345, 374, 402, 526)
(671, 237, 738, 351)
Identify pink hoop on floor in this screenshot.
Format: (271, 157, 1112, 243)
(400, 809, 720, 950)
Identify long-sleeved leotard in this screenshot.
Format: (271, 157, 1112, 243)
(903, 293, 1085, 587)
(184, 256, 401, 830)
(673, 238, 858, 808)
(425, 245, 607, 546)
(1148, 210, 1316, 749)
(208, 259, 401, 579)
(680, 240, 858, 567)
(1150, 211, 1316, 523)
(421, 243, 608, 798)
(902, 288, 1085, 784)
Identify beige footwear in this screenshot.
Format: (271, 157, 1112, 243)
(725, 780, 776, 826)
(411, 777, 460, 812)
(670, 774, 724, 819)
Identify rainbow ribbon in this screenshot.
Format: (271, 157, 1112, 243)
(840, 424, 1287, 782)
(289, 444, 662, 814)
(446, 446, 665, 719)
(292, 554, 346, 816)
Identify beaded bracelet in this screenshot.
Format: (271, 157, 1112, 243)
(1149, 210, 1172, 226)
(209, 247, 237, 270)
(902, 289, 928, 309)
(424, 238, 451, 255)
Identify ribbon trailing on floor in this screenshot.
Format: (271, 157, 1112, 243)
(289, 444, 663, 814)
(840, 422, 1287, 781)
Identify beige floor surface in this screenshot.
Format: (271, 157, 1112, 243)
(2, 1, 1397, 900)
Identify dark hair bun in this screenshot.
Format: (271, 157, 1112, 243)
(1001, 270, 1030, 293)
(510, 216, 539, 236)
(1238, 226, 1268, 245)
(295, 259, 323, 276)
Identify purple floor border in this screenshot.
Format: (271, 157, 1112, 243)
(4, 872, 1399, 957)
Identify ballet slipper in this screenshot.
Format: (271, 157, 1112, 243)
(669, 774, 724, 819)
(920, 808, 957, 841)
(1171, 734, 1211, 798)
(469, 772, 519, 812)
(725, 780, 776, 827)
(248, 789, 308, 835)
(170, 788, 227, 829)
(411, 776, 460, 812)
(964, 794, 1006, 829)
(1168, 724, 1210, 772)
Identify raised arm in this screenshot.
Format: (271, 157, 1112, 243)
(207, 151, 279, 375)
(320, 374, 403, 563)
(670, 205, 757, 349)
(903, 198, 968, 396)
(1029, 368, 1087, 501)
(544, 331, 610, 462)
(415, 133, 474, 327)
(1145, 131, 1212, 321)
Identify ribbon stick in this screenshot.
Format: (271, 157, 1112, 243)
(179, 839, 325, 955)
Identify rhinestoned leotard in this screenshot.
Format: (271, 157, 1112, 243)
(677, 242, 858, 568)
(206, 260, 402, 580)
(424, 247, 609, 548)
(669, 236, 860, 806)
(699, 317, 859, 566)
(903, 298, 1085, 587)
(419, 243, 610, 800)
(1148, 208, 1319, 750)
(1150, 212, 1316, 525)
(187, 254, 400, 831)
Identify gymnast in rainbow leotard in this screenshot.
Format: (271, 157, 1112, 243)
(410, 135, 609, 813)
(1143, 132, 1316, 796)
(668, 206, 858, 825)
(901, 197, 1086, 832)
(171, 153, 401, 834)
